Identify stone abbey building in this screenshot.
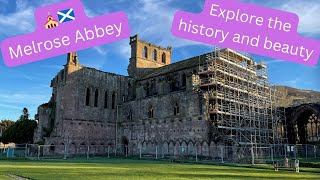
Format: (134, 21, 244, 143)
(34, 35, 292, 156)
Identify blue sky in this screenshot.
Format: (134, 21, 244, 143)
(0, 0, 319, 120)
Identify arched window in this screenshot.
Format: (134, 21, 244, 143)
(148, 105, 154, 118)
(94, 89, 99, 107)
(182, 73, 187, 87)
(104, 90, 108, 108)
(85, 87, 91, 106)
(127, 110, 133, 121)
(146, 82, 150, 96)
(143, 46, 148, 59)
(174, 102, 180, 116)
(127, 82, 132, 98)
(162, 53, 166, 63)
(152, 50, 157, 61)
(112, 92, 116, 109)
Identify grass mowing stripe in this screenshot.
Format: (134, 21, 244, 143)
(0, 158, 319, 180)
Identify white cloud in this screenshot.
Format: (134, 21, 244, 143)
(281, 1, 320, 34)
(129, 0, 205, 48)
(265, 59, 285, 65)
(93, 46, 108, 56)
(0, 5, 34, 36)
(0, 90, 49, 119)
(0, 103, 21, 110)
(0, 92, 49, 105)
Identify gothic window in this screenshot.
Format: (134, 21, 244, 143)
(94, 89, 99, 107)
(85, 87, 91, 106)
(162, 52, 166, 63)
(127, 110, 133, 121)
(182, 73, 187, 87)
(146, 82, 150, 96)
(174, 102, 180, 116)
(148, 105, 154, 118)
(143, 46, 148, 59)
(112, 92, 116, 109)
(104, 90, 108, 108)
(307, 114, 319, 142)
(152, 50, 157, 61)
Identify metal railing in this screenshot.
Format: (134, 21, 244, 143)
(1, 144, 319, 165)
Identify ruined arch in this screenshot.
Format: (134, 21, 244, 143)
(162, 141, 169, 155)
(187, 140, 195, 155)
(168, 141, 175, 155)
(288, 104, 320, 144)
(201, 141, 209, 157)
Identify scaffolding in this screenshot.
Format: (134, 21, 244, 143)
(198, 47, 287, 149)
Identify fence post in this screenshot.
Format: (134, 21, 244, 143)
(195, 147, 198, 162)
(305, 145, 308, 159)
(139, 146, 142, 158)
(37, 145, 40, 160)
(125, 146, 128, 157)
(270, 146, 274, 163)
(162, 146, 164, 158)
(284, 144, 287, 158)
(64, 145, 67, 160)
(86, 146, 90, 159)
(220, 146, 224, 163)
(251, 146, 255, 166)
(156, 146, 158, 159)
(314, 145, 317, 158)
(108, 146, 110, 158)
(294, 145, 297, 159)
(25, 144, 28, 158)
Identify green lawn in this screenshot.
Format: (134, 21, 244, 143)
(0, 158, 319, 180)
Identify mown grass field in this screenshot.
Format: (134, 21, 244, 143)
(0, 158, 319, 180)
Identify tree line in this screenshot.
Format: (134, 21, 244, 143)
(0, 108, 37, 144)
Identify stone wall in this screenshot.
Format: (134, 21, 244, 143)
(35, 37, 212, 153)
(40, 64, 130, 146)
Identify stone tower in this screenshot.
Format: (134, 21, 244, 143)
(128, 34, 172, 77)
(65, 52, 81, 74)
